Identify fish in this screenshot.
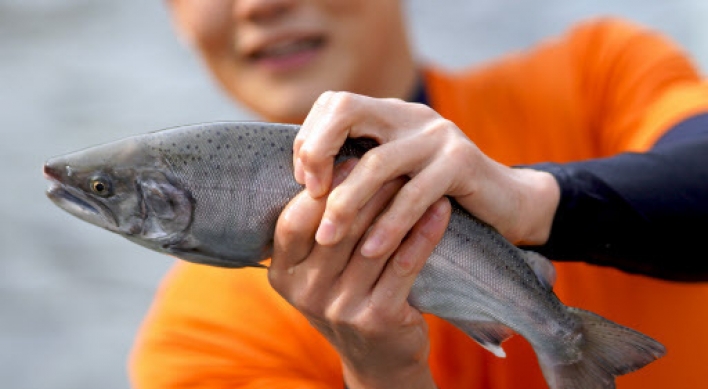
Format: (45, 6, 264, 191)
(44, 121, 665, 389)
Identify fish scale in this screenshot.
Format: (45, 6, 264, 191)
(44, 121, 665, 389)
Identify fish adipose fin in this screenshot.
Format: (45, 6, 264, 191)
(449, 319, 516, 358)
(539, 307, 666, 389)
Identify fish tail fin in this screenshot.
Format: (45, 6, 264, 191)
(538, 307, 666, 389)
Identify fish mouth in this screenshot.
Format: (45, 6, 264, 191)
(44, 164, 118, 230)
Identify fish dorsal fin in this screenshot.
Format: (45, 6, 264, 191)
(522, 250, 556, 289)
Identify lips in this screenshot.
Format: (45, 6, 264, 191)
(244, 34, 326, 71)
(249, 35, 325, 60)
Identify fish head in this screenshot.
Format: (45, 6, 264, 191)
(44, 136, 193, 247)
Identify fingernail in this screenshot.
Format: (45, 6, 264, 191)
(361, 232, 383, 257)
(316, 218, 337, 245)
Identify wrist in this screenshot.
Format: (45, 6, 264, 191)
(509, 167, 560, 245)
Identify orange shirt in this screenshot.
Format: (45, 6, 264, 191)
(130, 18, 708, 389)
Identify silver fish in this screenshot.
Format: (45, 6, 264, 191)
(44, 122, 665, 389)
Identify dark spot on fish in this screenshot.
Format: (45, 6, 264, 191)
(226, 144, 230, 149)
(255, 152, 259, 156)
(279, 147, 285, 152)
(208, 139, 213, 143)
(271, 143, 275, 148)
(238, 155, 242, 159)
(191, 157, 196, 162)
(262, 137, 266, 141)
(238, 136, 243, 140)
(172, 143, 177, 147)
(247, 145, 252, 149)
(183, 161, 188, 166)
(216, 165, 221, 170)
(217, 146, 221, 150)
(186, 145, 191, 150)
(195, 145, 199, 150)
(196, 134, 201, 138)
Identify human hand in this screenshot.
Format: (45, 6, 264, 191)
(293, 91, 560, 251)
(268, 159, 449, 389)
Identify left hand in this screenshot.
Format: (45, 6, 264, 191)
(293, 91, 560, 256)
(268, 159, 449, 389)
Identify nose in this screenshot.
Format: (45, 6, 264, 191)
(233, 0, 296, 23)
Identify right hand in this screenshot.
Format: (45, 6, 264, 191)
(268, 159, 450, 389)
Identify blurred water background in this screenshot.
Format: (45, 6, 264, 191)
(2, 1, 707, 388)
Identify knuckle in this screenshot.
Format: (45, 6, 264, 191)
(411, 102, 439, 119)
(290, 287, 324, 318)
(298, 143, 320, 165)
(422, 117, 454, 138)
(328, 91, 356, 112)
(266, 268, 285, 292)
(400, 180, 425, 203)
(350, 311, 386, 339)
(360, 150, 387, 175)
(326, 190, 357, 223)
(275, 216, 302, 243)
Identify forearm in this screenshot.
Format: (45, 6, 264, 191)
(525, 113, 708, 281)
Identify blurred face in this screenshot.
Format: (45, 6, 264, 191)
(168, 0, 416, 123)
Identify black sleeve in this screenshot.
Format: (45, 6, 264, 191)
(523, 113, 708, 282)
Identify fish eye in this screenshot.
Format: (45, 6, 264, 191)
(89, 176, 113, 197)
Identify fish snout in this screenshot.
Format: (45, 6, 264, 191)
(43, 159, 68, 183)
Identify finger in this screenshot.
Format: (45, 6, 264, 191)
(294, 91, 336, 185)
(360, 160, 453, 257)
(271, 159, 358, 274)
(306, 176, 406, 280)
(296, 93, 405, 198)
(296, 91, 355, 197)
(315, 137, 434, 246)
(371, 198, 451, 310)
(271, 192, 325, 274)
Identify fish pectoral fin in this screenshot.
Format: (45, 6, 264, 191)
(522, 250, 556, 289)
(449, 319, 515, 358)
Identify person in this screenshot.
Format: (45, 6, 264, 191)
(130, 1, 708, 388)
